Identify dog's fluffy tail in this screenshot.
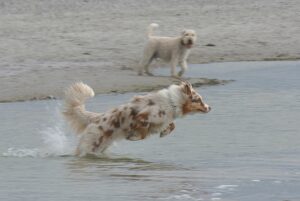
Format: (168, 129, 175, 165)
(147, 23, 159, 38)
(63, 82, 99, 135)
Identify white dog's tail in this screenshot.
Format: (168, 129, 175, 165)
(147, 23, 159, 38)
(63, 82, 99, 135)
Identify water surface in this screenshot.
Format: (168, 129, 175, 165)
(1, 61, 300, 201)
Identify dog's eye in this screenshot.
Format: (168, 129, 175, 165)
(192, 98, 202, 103)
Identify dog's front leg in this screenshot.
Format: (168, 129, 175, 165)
(178, 60, 188, 77)
(160, 122, 175, 138)
(170, 57, 179, 77)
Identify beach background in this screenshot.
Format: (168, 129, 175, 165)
(0, 0, 299, 102)
(1, 1, 300, 201)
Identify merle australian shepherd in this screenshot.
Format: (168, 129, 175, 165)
(63, 81, 211, 156)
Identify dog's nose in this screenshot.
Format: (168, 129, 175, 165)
(205, 105, 211, 112)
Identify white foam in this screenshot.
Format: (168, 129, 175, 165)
(211, 193, 222, 197)
(160, 194, 203, 201)
(2, 148, 39, 157)
(216, 185, 238, 189)
(174, 194, 193, 199)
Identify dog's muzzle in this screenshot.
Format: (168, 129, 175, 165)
(205, 105, 211, 113)
(182, 39, 194, 48)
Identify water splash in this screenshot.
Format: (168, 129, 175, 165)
(2, 147, 40, 158)
(2, 125, 75, 158)
(2, 102, 76, 158)
(39, 125, 75, 157)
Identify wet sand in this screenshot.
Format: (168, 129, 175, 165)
(0, 64, 231, 102)
(0, 0, 299, 102)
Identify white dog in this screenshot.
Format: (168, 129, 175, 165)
(138, 23, 197, 77)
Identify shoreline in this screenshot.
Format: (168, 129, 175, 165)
(0, 64, 233, 103)
(1, 58, 300, 103)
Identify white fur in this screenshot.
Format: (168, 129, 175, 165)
(63, 82, 99, 134)
(147, 23, 159, 38)
(138, 23, 197, 77)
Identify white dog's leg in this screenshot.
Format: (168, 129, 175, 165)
(178, 60, 188, 77)
(170, 57, 179, 77)
(144, 61, 154, 76)
(139, 51, 155, 76)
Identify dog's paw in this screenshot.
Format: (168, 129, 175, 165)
(171, 74, 180, 78)
(126, 133, 143, 141)
(160, 130, 169, 138)
(145, 72, 154, 76)
(177, 71, 184, 77)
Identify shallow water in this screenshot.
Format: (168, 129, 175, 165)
(1, 61, 300, 201)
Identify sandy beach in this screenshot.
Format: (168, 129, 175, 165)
(0, 0, 299, 102)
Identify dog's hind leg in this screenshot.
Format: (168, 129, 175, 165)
(139, 49, 156, 76)
(140, 58, 154, 76)
(76, 124, 114, 156)
(92, 129, 114, 154)
(95, 136, 113, 153)
(75, 125, 101, 156)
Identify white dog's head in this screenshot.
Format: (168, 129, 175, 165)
(181, 29, 197, 49)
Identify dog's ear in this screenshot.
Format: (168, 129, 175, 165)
(181, 81, 192, 96)
(172, 77, 192, 96)
(181, 29, 187, 35)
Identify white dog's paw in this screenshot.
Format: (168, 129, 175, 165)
(145, 72, 154, 76)
(177, 70, 185, 77)
(171, 74, 180, 78)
